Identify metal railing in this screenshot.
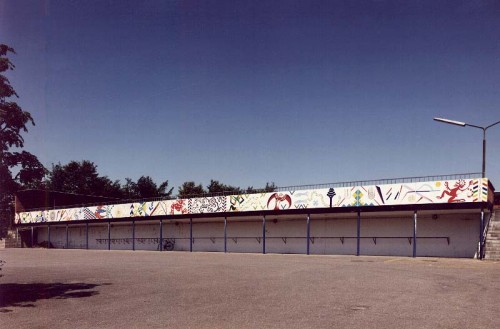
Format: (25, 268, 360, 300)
(481, 210, 495, 259)
(275, 172, 481, 192)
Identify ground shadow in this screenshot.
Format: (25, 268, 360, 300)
(0, 282, 107, 312)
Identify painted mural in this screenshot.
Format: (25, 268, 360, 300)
(15, 178, 492, 224)
(189, 196, 226, 213)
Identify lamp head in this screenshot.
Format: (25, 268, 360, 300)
(433, 117, 466, 127)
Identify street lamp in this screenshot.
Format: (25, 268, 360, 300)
(433, 117, 500, 178)
(434, 117, 500, 260)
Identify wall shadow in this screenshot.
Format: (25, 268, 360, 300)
(0, 282, 107, 312)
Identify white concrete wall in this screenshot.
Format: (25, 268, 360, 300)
(265, 219, 306, 254)
(359, 217, 413, 257)
(309, 218, 357, 255)
(191, 222, 225, 252)
(67, 226, 87, 249)
(163, 222, 190, 251)
(417, 214, 479, 258)
(31, 212, 480, 258)
(226, 220, 264, 254)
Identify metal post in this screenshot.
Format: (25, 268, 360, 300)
(86, 222, 89, 250)
(47, 225, 50, 249)
(480, 208, 485, 259)
(224, 217, 227, 253)
(31, 226, 34, 248)
(159, 219, 163, 251)
(413, 211, 417, 258)
(132, 220, 135, 251)
(66, 223, 69, 249)
(306, 214, 311, 255)
(190, 218, 193, 252)
(16, 227, 19, 248)
(482, 134, 486, 177)
(356, 210, 361, 256)
(262, 215, 266, 254)
(108, 221, 111, 251)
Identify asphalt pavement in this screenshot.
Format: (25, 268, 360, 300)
(1, 249, 499, 328)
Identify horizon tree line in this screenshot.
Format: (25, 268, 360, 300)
(42, 160, 277, 200)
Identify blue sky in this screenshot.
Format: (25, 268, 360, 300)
(1, 0, 500, 191)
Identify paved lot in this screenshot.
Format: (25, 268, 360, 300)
(1, 249, 500, 328)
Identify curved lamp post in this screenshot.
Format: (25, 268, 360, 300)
(433, 117, 500, 178)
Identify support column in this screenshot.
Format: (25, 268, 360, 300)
(190, 218, 193, 252)
(224, 217, 227, 253)
(132, 220, 136, 251)
(47, 225, 51, 249)
(159, 220, 163, 251)
(413, 211, 417, 258)
(306, 214, 311, 255)
(66, 223, 69, 249)
(262, 215, 266, 254)
(356, 210, 361, 256)
(480, 207, 485, 260)
(85, 222, 89, 250)
(16, 227, 19, 248)
(108, 221, 111, 251)
(31, 226, 34, 248)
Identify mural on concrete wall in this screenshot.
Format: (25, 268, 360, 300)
(168, 199, 188, 215)
(15, 179, 491, 224)
(188, 196, 226, 213)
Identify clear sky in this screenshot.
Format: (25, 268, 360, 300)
(1, 0, 500, 191)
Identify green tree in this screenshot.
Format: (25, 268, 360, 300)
(47, 160, 122, 198)
(178, 181, 205, 198)
(0, 44, 45, 236)
(246, 182, 277, 194)
(122, 178, 138, 199)
(156, 179, 174, 198)
(263, 182, 278, 192)
(206, 179, 242, 195)
(123, 176, 174, 199)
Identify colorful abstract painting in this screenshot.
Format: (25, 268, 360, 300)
(15, 178, 492, 224)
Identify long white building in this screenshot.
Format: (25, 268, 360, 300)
(13, 174, 496, 258)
